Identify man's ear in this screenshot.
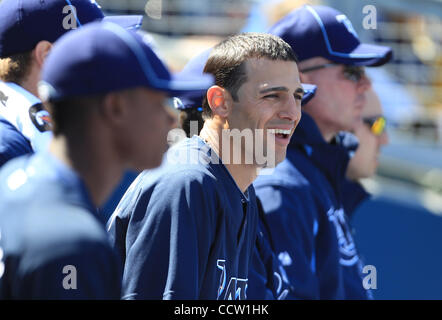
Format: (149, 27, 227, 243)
(101, 91, 128, 126)
(206, 85, 232, 118)
(33, 41, 53, 68)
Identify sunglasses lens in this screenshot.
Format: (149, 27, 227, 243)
(365, 116, 386, 135)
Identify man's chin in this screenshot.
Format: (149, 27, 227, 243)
(273, 151, 287, 167)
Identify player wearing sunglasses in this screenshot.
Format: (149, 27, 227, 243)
(347, 89, 389, 181)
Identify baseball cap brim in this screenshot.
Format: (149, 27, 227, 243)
(39, 22, 214, 102)
(103, 15, 143, 30)
(301, 83, 317, 106)
(327, 42, 393, 67)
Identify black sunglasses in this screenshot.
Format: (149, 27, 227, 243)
(300, 63, 366, 83)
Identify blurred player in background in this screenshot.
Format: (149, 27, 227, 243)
(0, 0, 143, 167)
(0, 22, 209, 299)
(254, 5, 392, 299)
(342, 88, 389, 216)
(107, 33, 303, 299)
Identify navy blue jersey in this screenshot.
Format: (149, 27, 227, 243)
(336, 132, 370, 218)
(340, 180, 370, 218)
(248, 228, 295, 300)
(247, 198, 295, 300)
(0, 151, 121, 299)
(254, 113, 371, 300)
(107, 136, 259, 300)
(99, 170, 139, 222)
(0, 116, 33, 167)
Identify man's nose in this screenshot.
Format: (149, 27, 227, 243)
(279, 95, 301, 123)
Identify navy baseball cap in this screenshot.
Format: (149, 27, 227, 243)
(268, 5, 392, 66)
(38, 22, 214, 102)
(173, 49, 317, 111)
(0, 0, 143, 58)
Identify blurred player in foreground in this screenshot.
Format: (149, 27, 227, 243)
(107, 33, 303, 299)
(0, 0, 143, 167)
(0, 22, 211, 299)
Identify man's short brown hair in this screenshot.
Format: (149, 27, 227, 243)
(202, 33, 297, 119)
(0, 51, 32, 84)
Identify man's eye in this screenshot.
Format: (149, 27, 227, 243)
(294, 94, 303, 100)
(263, 94, 278, 99)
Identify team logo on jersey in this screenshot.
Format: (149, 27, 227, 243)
(0, 90, 8, 107)
(327, 207, 359, 266)
(29, 104, 52, 132)
(216, 259, 248, 300)
(278, 251, 292, 266)
(273, 268, 290, 300)
(336, 14, 359, 40)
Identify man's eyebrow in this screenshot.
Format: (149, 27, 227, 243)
(259, 86, 289, 94)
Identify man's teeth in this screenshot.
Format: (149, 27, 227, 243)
(272, 129, 291, 135)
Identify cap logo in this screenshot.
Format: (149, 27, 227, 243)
(336, 14, 359, 40)
(90, 0, 102, 9)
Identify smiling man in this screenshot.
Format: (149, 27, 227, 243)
(107, 33, 302, 299)
(172, 48, 316, 300)
(200, 53, 303, 187)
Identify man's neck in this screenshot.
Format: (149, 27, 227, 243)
(49, 134, 123, 207)
(223, 163, 257, 194)
(18, 65, 40, 98)
(304, 110, 336, 143)
(199, 121, 258, 193)
(321, 130, 336, 143)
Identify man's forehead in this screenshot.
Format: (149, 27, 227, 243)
(244, 57, 296, 70)
(243, 58, 301, 87)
